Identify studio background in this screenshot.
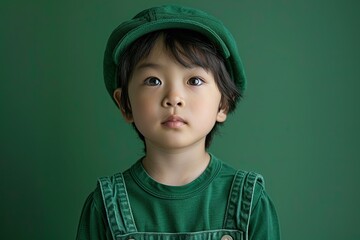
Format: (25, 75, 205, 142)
(1, 0, 359, 239)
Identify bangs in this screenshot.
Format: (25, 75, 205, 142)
(118, 29, 224, 85)
(162, 29, 223, 71)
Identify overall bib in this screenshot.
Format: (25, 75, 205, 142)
(98, 170, 263, 240)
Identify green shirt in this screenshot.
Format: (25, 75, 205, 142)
(76, 154, 280, 239)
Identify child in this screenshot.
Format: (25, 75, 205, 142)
(77, 5, 280, 240)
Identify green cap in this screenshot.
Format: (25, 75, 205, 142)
(104, 5, 246, 103)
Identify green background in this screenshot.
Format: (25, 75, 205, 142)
(1, 0, 359, 239)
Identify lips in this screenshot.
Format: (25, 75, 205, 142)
(161, 115, 187, 128)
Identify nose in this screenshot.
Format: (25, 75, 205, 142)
(161, 90, 185, 108)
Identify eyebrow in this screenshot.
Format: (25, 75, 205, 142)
(136, 62, 203, 72)
(135, 62, 163, 70)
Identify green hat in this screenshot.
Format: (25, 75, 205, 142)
(103, 5, 246, 103)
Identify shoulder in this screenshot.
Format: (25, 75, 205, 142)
(234, 170, 266, 212)
(225, 168, 280, 238)
(251, 176, 267, 210)
(247, 177, 281, 239)
(214, 155, 266, 208)
(80, 182, 107, 218)
(79, 173, 124, 221)
(216, 156, 264, 186)
(78, 173, 126, 225)
(76, 183, 113, 240)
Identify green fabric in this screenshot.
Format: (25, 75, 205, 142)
(103, 5, 246, 106)
(76, 155, 280, 239)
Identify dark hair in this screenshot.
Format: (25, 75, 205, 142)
(116, 29, 241, 149)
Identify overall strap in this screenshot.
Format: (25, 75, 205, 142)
(98, 173, 137, 239)
(223, 170, 264, 240)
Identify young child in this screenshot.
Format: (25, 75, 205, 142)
(77, 5, 280, 240)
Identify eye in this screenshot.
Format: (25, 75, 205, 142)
(187, 77, 204, 86)
(144, 77, 162, 86)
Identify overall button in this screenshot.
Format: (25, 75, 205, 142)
(221, 235, 233, 240)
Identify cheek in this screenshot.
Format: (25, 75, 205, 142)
(190, 94, 222, 118)
(130, 95, 157, 121)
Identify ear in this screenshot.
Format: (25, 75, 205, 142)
(113, 88, 133, 123)
(216, 109, 227, 122)
(216, 106, 228, 123)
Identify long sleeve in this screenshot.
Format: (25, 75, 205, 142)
(76, 189, 113, 240)
(248, 183, 281, 240)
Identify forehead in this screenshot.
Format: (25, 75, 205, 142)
(134, 49, 208, 82)
(134, 36, 215, 78)
(135, 32, 213, 71)
(135, 36, 168, 66)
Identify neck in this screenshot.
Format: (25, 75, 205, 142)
(142, 142, 210, 186)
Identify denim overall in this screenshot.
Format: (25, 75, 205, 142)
(98, 170, 263, 240)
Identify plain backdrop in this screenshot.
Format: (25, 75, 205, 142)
(1, 0, 359, 239)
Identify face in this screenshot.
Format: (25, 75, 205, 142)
(114, 37, 227, 151)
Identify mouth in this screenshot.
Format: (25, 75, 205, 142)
(161, 115, 187, 128)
